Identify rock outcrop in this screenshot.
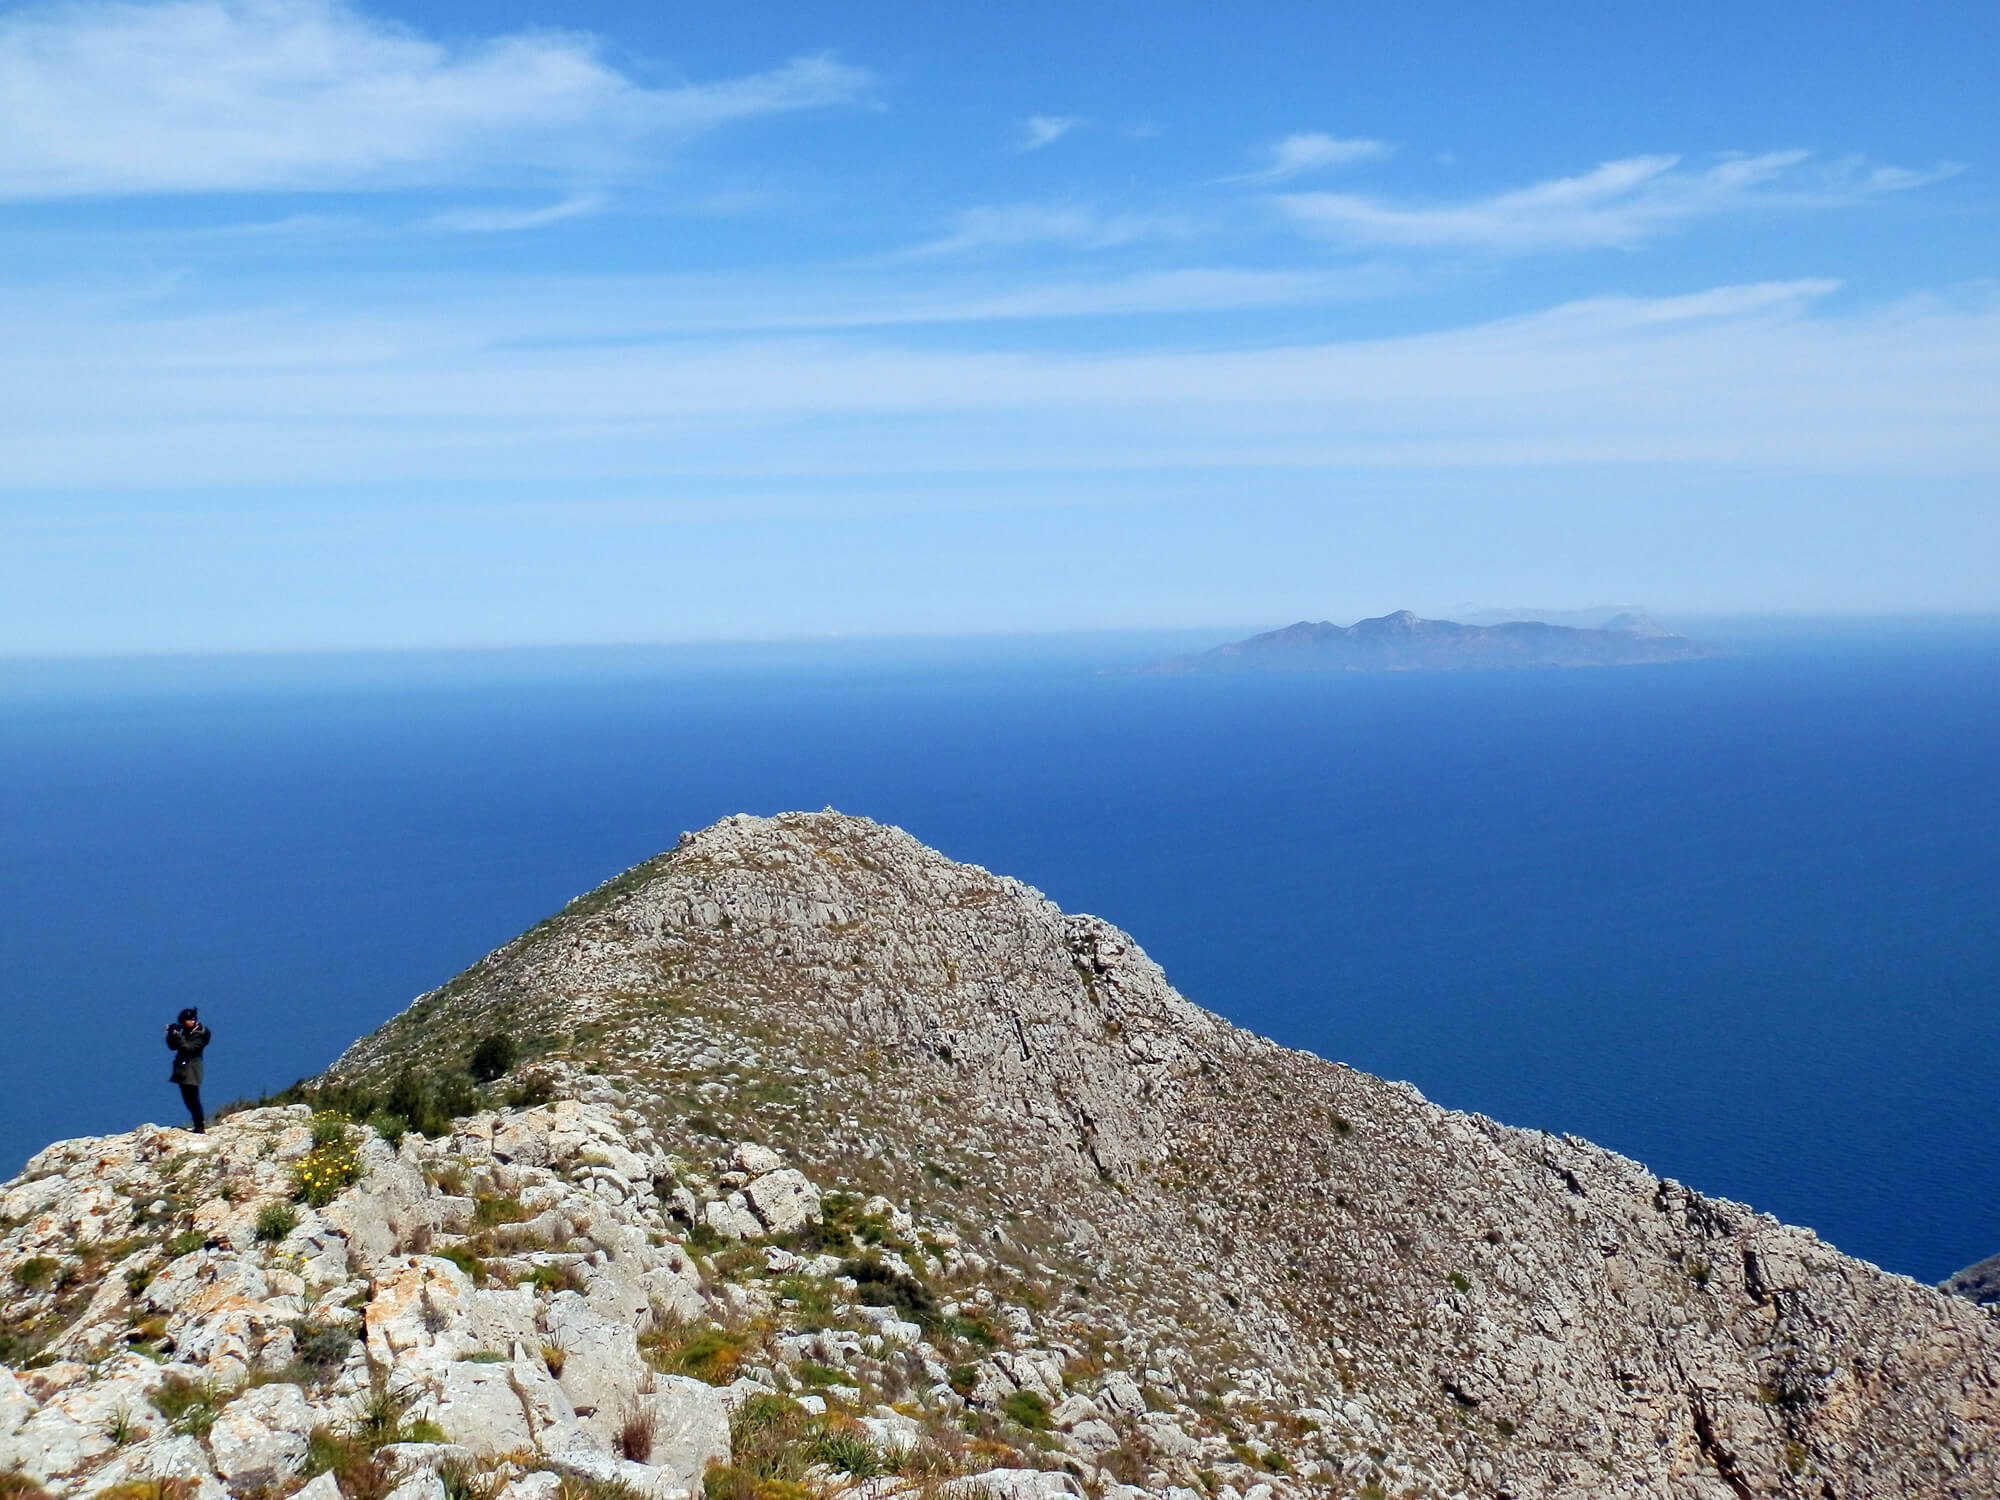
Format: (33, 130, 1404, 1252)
(4, 811, 1996, 1499)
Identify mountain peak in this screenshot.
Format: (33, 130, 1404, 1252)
(2, 813, 1992, 1498)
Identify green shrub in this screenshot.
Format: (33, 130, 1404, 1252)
(11, 1258, 57, 1290)
(468, 1033, 519, 1083)
(1001, 1390, 1052, 1431)
(506, 1072, 558, 1108)
(164, 1232, 206, 1259)
(293, 1322, 355, 1372)
(308, 1113, 350, 1149)
(367, 1112, 409, 1148)
(837, 1256, 935, 1323)
(254, 1204, 299, 1243)
(641, 1323, 749, 1385)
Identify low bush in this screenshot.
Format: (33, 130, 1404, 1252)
(292, 1321, 355, 1372)
(254, 1204, 299, 1243)
(1000, 1390, 1052, 1431)
(294, 1137, 361, 1208)
(468, 1033, 519, 1083)
(640, 1322, 749, 1386)
(11, 1259, 57, 1290)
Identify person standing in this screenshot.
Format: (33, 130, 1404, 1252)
(166, 1008, 210, 1133)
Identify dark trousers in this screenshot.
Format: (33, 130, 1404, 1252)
(178, 1082, 204, 1132)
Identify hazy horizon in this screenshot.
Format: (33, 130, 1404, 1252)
(2, 2, 1995, 655)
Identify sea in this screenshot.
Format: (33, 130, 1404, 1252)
(2, 618, 1995, 1287)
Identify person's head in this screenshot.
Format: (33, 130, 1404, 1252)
(178, 1008, 198, 1025)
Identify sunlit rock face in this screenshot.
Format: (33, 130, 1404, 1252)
(4, 810, 1996, 1499)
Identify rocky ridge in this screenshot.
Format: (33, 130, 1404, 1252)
(3, 811, 1996, 1500)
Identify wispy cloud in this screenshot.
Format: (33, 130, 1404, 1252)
(6, 276, 1999, 491)
(1236, 132, 1390, 184)
(1017, 115, 1082, 152)
(429, 194, 608, 233)
(1276, 150, 1946, 253)
(912, 202, 1191, 256)
(0, 0, 872, 199)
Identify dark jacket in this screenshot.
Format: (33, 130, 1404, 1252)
(166, 1022, 210, 1086)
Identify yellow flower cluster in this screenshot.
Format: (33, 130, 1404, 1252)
(292, 1137, 361, 1207)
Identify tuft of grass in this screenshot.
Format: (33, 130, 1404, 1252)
(0, 1473, 55, 1500)
(164, 1231, 206, 1259)
(804, 1429, 885, 1478)
(148, 1374, 224, 1437)
(616, 1407, 655, 1463)
(303, 1427, 392, 1500)
(522, 1263, 581, 1295)
(472, 1195, 528, 1227)
(11, 1258, 58, 1290)
(437, 1245, 485, 1282)
(254, 1203, 300, 1243)
(1448, 1272, 1472, 1294)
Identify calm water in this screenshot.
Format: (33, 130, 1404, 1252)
(3, 622, 1996, 1285)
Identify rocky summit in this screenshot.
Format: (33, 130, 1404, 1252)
(3, 812, 1997, 1500)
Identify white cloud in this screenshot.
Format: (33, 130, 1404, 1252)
(5, 276, 1999, 490)
(428, 194, 607, 233)
(1017, 114, 1082, 151)
(1275, 149, 1944, 252)
(1237, 132, 1390, 183)
(0, 0, 871, 199)
(912, 202, 1191, 256)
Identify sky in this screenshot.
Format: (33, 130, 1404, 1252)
(2, 0, 1996, 653)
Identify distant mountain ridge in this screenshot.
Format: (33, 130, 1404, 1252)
(1145, 609, 1718, 673)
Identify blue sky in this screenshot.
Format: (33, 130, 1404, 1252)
(2, 0, 1996, 652)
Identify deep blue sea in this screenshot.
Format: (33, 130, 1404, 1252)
(3, 620, 1996, 1286)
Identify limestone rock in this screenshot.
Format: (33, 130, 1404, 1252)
(743, 1169, 821, 1237)
(208, 1380, 313, 1488)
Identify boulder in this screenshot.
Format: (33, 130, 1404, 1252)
(703, 1195, 763, 1241)
(543, 1433, 686, 1499)
(365, 1256, 482, 1370)
(743, 1169, 820, 1237)
(634, 1375, 732, 1492)
(545, 1292, 649, 1444)
(383, 1473, 447, 1500)
(207, 1381, 314, 1489)
(1093, 1371, 1146, 1420)
(427, 1361, 535, 1454)
(732, 1142, 785, 1176)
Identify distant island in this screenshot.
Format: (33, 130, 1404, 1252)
(1142, 608, 1720, 673)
